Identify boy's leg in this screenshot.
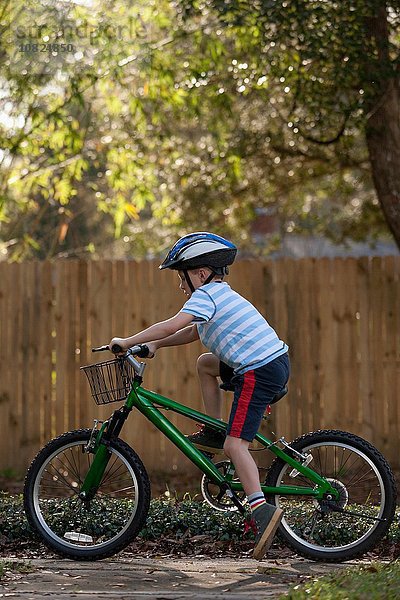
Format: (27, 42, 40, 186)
(223, 436, 261, 495)
(224, 357, 290, 560)
(186, 353, 225, 453)
(224, 435, 283, 561)
(196, 353, 222, 419)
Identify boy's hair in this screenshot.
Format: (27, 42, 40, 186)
(184, 266, 224, 279)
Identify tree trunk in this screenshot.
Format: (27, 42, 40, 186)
(364, 4, 400, 250)
(365, 77, 400, 249)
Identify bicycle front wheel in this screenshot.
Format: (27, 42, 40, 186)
(24, 429, 151, 560)
(265, 429, 396, 562)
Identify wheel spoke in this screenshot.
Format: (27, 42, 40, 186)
(266, 433, 393, 559)
(42, 464, 79, 495)
(33, 437, 141, 551)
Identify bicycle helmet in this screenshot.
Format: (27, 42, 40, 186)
(159, 232, 237, 292)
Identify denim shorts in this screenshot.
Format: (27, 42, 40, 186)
(226, 353, 290, 442)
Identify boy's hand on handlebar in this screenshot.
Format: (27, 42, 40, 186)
(109, 337, 127, 355)
(146, 342, 157, 359)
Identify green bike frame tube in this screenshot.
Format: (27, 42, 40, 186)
(129, 386, 226, 487)
(80, 444, 111, 497)
(125, 384, 337, 499)
(81, 378, 338, 500)
(79, 384, 228, 498)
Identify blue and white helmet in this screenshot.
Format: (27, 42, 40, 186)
(159, 232, 237, 273)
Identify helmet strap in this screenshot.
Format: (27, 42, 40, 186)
(184, 266, 226, 292)
(204, 265, 227, 285)
(204, 272, 216, 285)
(183, 269, 195, 293)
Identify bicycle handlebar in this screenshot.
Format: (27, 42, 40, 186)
(91, 343, 151, 358)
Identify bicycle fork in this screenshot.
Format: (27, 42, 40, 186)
(79, 406, 131, 501)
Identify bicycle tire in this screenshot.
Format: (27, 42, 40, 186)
(264, 429, 396, 562)
(24, 429, 151, 560)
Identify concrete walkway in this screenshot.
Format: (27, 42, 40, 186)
(0, 556, 366, 599)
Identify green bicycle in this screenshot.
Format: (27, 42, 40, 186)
(24, 344, 397, 562)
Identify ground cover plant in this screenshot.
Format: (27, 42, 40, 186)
(0, 559, 35, 581)
(1, 493, 399, 560)
(281, 560, 400, 600)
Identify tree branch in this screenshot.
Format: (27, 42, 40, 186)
(4, 25, 205, 159)
(297, 110, 352, 145)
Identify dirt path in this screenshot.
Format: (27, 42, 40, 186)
(0, 556, 370, 599)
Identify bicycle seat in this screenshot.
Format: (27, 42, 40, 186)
(269, 385, 288, 405)
(219, 381, 235, 392)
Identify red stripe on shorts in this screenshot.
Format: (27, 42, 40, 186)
(229, 370, 256, 438)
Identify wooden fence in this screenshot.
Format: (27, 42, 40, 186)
(0, 257, 399, 479)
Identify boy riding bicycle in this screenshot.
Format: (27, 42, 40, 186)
(110, 232, 290, 560)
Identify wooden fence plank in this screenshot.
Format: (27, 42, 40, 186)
(382, 256, 399, 467)
(87, 260, 114, 424)
(357, 257, 373, 440)
(300, 258, 314, 436)
(308, 258, 322, 433)
(335, 259, 360, 433)
(286, 258, 305, 440)
(77, 260, 90, 428)
(157, 261, 187, 474)
(315, 258, 337, 430)
(1, 257, 400, 480)
(11, 263, 24, 471)
(369, 257, 387, 456)
(346, 258, 362, 433)
(37, 261, 54, 445)
(121, 261, 155, 471)
(0, 262, 11, 469)
(265, 259, 288, 442)
(54, 261, 67, 436)
(16, 263, 40, 468)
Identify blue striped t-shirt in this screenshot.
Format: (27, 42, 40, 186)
(181, 282, 288, 374)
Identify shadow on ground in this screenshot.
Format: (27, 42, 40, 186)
(0, 555, 372, 599)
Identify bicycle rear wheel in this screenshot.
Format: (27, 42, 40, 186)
(265, 429, 396, 561)
(24, 429, 151, 560)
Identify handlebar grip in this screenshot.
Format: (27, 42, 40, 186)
(92, 345, 110, 353)
(111, 344, 124, 354)
(135, 344, 150, 358)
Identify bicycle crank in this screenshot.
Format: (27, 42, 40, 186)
(200, 460, 246, 512)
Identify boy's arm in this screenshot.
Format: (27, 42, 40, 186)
(110, 311, 195, 351)
(150, 324, 199, 352)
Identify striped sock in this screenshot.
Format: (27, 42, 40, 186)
(247, 492, 266, 513)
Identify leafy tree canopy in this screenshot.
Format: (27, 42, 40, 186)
(0, 0, 398, 260)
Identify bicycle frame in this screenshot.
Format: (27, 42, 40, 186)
(80, 372, 339, 503)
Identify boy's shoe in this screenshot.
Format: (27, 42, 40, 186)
(252, 503, 283, 560)
(186, 425, 225, 454)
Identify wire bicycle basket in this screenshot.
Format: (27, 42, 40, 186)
(80, 358, 135, 405)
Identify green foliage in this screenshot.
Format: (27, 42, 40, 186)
(0, 493, 245, 544)
(0, 468, 19, 480)
(0, 1, 398, 260)
(0, 493, 35, 542)
(1, 492, 400, 550)
(141, 498, 244, 541)
(282, 561, 400, 600)
(0, 0, 163, 259)
(0, 559, 35, 581)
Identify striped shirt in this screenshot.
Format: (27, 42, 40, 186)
(181, 282, 288, 374)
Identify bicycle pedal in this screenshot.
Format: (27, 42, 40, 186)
(200, 450, 215, 459)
